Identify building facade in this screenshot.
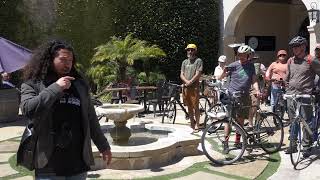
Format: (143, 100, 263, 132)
(221, 0, 320, 66)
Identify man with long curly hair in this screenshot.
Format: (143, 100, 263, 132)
(20, 40, 112, 179)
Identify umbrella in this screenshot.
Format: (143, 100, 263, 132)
(0, 37, 32, 73)
(228, 43, 244, 48)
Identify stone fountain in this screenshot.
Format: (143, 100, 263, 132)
(94, 103, 201, 170)
(96, 103, 144, 145)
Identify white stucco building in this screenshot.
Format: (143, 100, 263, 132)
(221, 0, 320, 66)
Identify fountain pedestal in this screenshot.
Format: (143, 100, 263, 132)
(110, 121, 131, 145)
(95, 104, 144, 145)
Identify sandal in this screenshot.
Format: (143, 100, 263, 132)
(192, 129, 200, 134)
(198, 123, 205, 129)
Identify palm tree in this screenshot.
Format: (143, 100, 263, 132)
(90, 33, 166, 84)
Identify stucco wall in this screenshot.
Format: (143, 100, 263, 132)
(234, 1, 307, 66)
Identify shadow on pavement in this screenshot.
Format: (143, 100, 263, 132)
(294, 147, 320, 170)
(0, 115, 28, 128)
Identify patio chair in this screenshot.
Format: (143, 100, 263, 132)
(125, 86, 142, 104)
(146, 81, 166, 117)
(111, 82, 128, 104)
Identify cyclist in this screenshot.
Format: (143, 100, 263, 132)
(180, 44, 203, 133)
(285, 36, 320, 157)
(248, 52, 266, 130)
(214, 55, 227, 81)
(218, 44, 261, 153)
(265, 50, 288, 114)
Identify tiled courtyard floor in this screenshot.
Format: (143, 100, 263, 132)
(0, 104, 320, 179)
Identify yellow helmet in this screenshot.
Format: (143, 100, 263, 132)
(185, 44, 197, 50)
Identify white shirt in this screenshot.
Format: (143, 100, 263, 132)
(214, 65, 224, 78)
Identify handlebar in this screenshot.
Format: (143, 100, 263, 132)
(283, 94, 314, 100)
(166, 82, 183, 88)
(206, 81, 222, 88)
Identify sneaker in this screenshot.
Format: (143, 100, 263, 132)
(222, 141, 229, 154)
(302, 147, 312, 158)
(285, 146, 298, 154)
(234, 142, 242, 149)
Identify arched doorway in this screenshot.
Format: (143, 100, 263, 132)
(298, 17, 310, 53)
(223, 0, 309, 65)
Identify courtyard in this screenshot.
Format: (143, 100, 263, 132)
(1, 104, 320, 180)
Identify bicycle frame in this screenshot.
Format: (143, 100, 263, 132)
(284, 94, 317, 137)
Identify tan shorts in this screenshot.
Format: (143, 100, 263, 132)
(182, 86, 200, 109)
(250, 91, 260, 106)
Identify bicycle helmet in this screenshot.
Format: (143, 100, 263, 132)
(289, 36, 307, 47)
(237, 45, 251, 54)
(218, 55, 226, 62)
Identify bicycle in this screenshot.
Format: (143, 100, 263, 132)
(283, 94, 320, 168)
(201, 91, 284, 165)
(204, 80, 228, 131)
(162, 82, 211, 125)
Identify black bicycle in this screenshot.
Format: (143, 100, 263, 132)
(162, 82, 211, 125)
(201, 91, 284, 165)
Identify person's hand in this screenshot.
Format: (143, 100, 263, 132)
(185, 80, 192, 87)
(56, 76, 75, 90)
(102, 149, 112, 165)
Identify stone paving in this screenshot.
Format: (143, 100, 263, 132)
(0, 104, 319, 179)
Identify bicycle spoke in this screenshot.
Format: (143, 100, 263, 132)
(257, 112, 284, 153)
(201, 120, 246, 165)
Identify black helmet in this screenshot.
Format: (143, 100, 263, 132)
(289, 36, 307, 47)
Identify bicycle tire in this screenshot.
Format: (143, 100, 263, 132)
(204, 103, 225, 131)
(256, 112, 284, 153)
(162, 100, 177, 124)
(199, 96, 211, 127)
(201, 119, 246, 165)
(290, 121, 302, 168)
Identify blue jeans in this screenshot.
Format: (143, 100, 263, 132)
(36, 172, 87, 180)
(270, 85, 283, 113)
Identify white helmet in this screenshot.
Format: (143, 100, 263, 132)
(250, 47, 255, 54)
(237, 45, 251, 54)
(218, 55, 226, 62)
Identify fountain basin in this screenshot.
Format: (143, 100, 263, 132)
(91, 122, 201, 170)
(95, 103, 144, 145)
(96, 104, 144, 122)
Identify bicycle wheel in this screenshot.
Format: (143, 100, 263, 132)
(256, 112, 284, 153)
(290, 121, 303, 168)
(162, 100, 177, 124)
(201, 120, 246, 165)
(205, 103, 226, 131)
(199, 96, 211, 127)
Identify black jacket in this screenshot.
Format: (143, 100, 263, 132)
(20, 79, 110, 169)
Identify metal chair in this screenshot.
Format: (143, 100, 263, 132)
(146, 81, 166, 117)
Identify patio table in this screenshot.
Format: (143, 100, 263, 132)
(102, 86, 157, 112)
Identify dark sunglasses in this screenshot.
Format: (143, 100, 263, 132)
(278, 54, 287, 57)
(187, 49, 195, 52)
